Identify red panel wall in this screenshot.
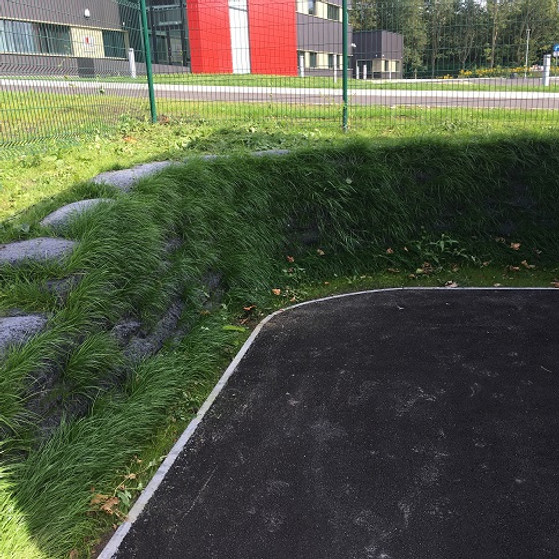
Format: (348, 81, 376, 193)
(188, 0, 233, 74)
(247, 0, 298, 76)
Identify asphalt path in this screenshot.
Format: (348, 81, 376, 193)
(100, 288, 559, 559)
(4, 78, 559, 109)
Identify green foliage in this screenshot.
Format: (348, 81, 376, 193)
(1, 137, 559, 558)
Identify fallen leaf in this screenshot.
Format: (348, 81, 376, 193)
(507, 266, 520, 272)
(69, 550, 79, 559)
(243, 305, 256, 312)
(271, 288, 281, 296)
(386, 247, 394, 254)
(403, 246, 409, 252)
(323, 281, 330, 285)
(445, 281, 459, 288)
(290, 296, 296, 302)
(551, 281, 559, 288)
(521, 260, 535, 269)
(387, 268, 400, 273)
(495, 237, 505, 243)
(510, 242, 521, 250)
(124, 473, 137, 480)
(90, 494, 110, 507)
(481, 261, 490, 267)
(451, 264, 460, 272)
(316, 249, 325, 256)
(494, 283, 502, 287)
(101, 496, 120, 515)
(286, 255, 295, 263)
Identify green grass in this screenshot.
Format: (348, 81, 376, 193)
(2, 90, 559, 229)
(1, 138, 559, 558)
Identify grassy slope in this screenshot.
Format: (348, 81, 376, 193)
(0, 138, 558, 558)
(2, 103, 559, 230)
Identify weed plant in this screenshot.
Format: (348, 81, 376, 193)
(0, 137, 558, 558)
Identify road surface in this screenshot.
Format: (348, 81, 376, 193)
(3, 78, 559, 109)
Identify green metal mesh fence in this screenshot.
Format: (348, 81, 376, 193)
(1, 0, 559, 151)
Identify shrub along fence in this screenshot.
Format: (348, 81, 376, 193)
(1, 0, 559, 150)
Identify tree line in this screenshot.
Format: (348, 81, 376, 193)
(350, 0, 559, 77)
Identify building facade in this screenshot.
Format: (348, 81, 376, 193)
(352, 31, 403, 79)
(0, 0, 402, 78)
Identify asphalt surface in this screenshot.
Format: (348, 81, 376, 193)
(108, 288, 559, 559)
(4, 78, 559, 109)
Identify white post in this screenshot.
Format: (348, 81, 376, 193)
(299, 54, 305, 78)
(128, 48, 137, 79)
(524, 27, 530, 79)
(333, 63, 337, 83)
(543, 54, 551, 86)
(363, 64, 367, 80)
(356, 65, 360, 80)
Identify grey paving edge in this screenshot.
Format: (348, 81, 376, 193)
(0, 314, 48, 358)
(91, 151, 289, 193)
(0, 237, 77, 266)
(251, 149, 290, 157)
(92, 162, 174, 192)
(40, 198, 113, 230)
(98, 286, 556, 559)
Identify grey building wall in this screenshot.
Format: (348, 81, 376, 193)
(0, 0, 122, 30)
(0, 52, 181, 78)
(297, 13, 350, 54)
(352, 30, 403, 79)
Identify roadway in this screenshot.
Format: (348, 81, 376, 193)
(3, 78, 559, 110)
(100, 288, 559, 559)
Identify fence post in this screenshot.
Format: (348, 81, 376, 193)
(342, 0, 348, 131)
(128, 48, 137, 79)
(542, 54, 551, 86)
(139, 0, 157, 123)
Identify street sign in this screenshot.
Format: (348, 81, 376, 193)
(553, 44, 559, 57)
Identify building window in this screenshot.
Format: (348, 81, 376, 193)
(0, 19, 72, 55)
(328, 53, 334, 69)
(103, 30, 126, 58)
(309, 51, 317, 68)
(308, 0, 315, 15)
(337, 54, 342, 69)
(326, 4, 340, 20)
(35, 23, 72, 55)
(0, 20, 35, 53)
(383, 59, 389, 72)
(395, 60, 400, 72)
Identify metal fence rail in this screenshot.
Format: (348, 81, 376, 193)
(1, 0, 558, 150)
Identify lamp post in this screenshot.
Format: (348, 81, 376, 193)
(342, 0, 348, 131)
(524, 27, 530, 79)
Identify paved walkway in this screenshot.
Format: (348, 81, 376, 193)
(101, 288, 559, 559)
(4, 79, 559, 109)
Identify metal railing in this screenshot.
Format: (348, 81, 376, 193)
(1, 0, 559, 151)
